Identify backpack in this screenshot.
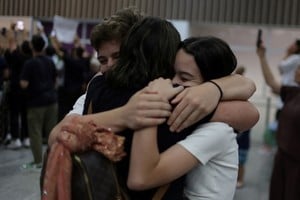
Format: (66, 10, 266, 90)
(71, 150, 130, 200)
(40, 143, 130, 200)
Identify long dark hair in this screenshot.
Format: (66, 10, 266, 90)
(106, 17, 181, 89)
(180, 36, 237, 81)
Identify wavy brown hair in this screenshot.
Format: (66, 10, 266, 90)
(90, 7, 143, 51)
(106, 17, 181, 90)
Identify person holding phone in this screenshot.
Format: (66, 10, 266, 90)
(257, 41, 300, 200)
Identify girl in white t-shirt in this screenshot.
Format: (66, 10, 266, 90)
(127, 37, 259, 200)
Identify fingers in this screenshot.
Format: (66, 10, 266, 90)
(138, 99, 172, 112)
(140, 91, 164, 100)
(138, 109, 171, 118)
(169, 103, 190, 132)
(170, 85, 184, 99)
(170, 89, 186, 104)
(167, 99, 187, 129)
(138, 118, 167, 127)
(175, 109, 203, 132)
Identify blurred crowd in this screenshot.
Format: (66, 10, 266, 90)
(0, 22, 100, 150)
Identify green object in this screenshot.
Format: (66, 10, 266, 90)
(263, 126, 277, 146)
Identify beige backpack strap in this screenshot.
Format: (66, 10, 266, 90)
(87, 101, 93, 114)
(152, 184, 170, 200)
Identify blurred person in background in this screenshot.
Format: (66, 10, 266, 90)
(20, 34, 58, 169)
(278, 39, 300, 87)
(257, 43, 300, 200)
(4, 35, 32, 149)
(50, 35, 88, 121)
(262, 39, 300, 153)
(56, 7, 144, 119)
(0, 45, 9, 143)
(234, 65, 252, 188)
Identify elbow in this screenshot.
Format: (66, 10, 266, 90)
(127, 177, 149, 191)
(247, 78, 256, 97)
(238, 105, 260, 133)
(247, 107, 260, 130)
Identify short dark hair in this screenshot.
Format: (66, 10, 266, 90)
(180, 36, 237, 81)
(295, 39, 300, 54)
(31, 34, 45, 52)
(21, 40, 32, 55)
(71, 46, 84, 58)
(45, 45, 56, 56)
(90, 7, 143, 51)
(106, 17, 181, 89)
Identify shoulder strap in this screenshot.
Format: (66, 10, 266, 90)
(87, 101, 93, 114)
(152, 184, 170, 200)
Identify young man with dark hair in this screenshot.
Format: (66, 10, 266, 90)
(20, 34, 58, 169)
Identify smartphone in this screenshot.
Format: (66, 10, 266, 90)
(256, 29, 262, 47)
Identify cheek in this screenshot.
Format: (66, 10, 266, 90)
(100, 65, 109, 73)
(111, 58, 118, 66)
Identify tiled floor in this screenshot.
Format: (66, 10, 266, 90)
(0, 140, 275, 200)
(0, 146, 41, 200)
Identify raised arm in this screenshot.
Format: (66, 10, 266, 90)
(256, 45, 282, 94)
(49, 35, 64, 58)
(168, 74, 256, 132)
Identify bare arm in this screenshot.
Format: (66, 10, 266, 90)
(213, 74, 256, 100)
(49, 36, 64, 57)
(211, 100, 259, 133)
(128, 127, 197, 190)
(168, 74, 256, 132)
(48, 87, 174, 146)
(256, 45, 282, 94)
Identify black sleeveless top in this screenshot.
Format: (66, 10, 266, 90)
(84, 75, 210, 200)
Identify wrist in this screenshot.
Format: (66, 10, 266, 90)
(115, 106, 129, 130)
(207, 80, 223, 101)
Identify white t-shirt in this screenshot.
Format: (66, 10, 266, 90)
(178, 122, 238, 200)
(68, 73, 102, 115)
(278, 54, 300, 86)
(68, 93, 86, 115)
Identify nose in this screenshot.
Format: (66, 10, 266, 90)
(172, 75, 180, 85)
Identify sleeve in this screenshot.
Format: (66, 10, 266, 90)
(178, 122, 234, 165)
(279, 55, 300, 73)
